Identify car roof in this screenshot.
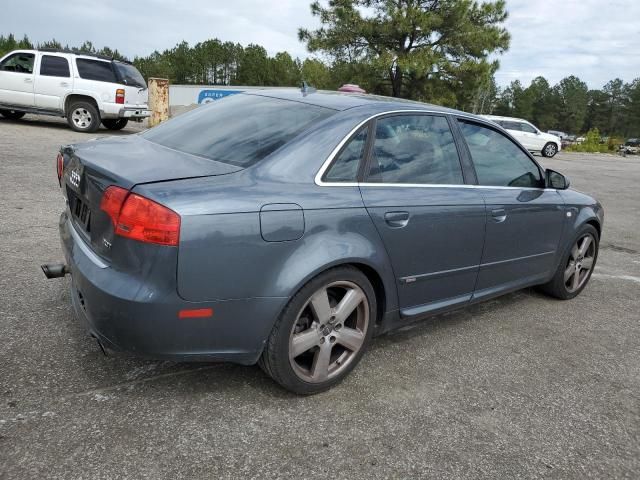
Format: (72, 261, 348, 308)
(482, 114, 532, 124)
(242, 88, 469, 115)
(5, 48, 128, 64)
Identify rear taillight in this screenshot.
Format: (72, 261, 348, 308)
(115, 88, 125, 104)
(100, 186, 180, 246)
(56, 153, 64, 185)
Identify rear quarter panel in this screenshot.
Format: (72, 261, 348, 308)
(137, 173, 397, 309)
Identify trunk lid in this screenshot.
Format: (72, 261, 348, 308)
(62, 134, 241, 260)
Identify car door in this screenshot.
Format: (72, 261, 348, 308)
(0, 52, 36, 106)
(34, 53, 73, 111)
(355, 113, 486, 317)
(518, 121, 546, 150)
(456, 119, 565, 301)
(502, 121, 532, 150)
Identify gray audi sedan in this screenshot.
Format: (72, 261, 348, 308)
(47, 89, 604, 394)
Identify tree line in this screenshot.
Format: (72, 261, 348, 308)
(1, 0, 638, 138)
(488, 76, 640, 137)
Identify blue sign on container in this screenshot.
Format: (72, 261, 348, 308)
(198, 89, 242, 104)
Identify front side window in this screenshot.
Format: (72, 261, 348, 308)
(519, 122, 537, 134)
(324, 127, 368, 182)
(0, 53, 35, 74)
(458, 120, 543, 188)
(76, 59, 117, 83)
(143, 94, 335, 168)
(365, 114, 464, 185)
(40, 55, 70, 77)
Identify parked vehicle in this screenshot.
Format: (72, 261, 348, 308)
(548, 130, 567, 139)
(620, 138, 640, 154)
(482, 115, 562, 157)
(0, 49, 149, 132)
(44, 90, 604, 394)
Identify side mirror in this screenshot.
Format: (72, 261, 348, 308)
(546, 169, 570, 190)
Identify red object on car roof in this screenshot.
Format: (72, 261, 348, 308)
(338, 84, 366, 93)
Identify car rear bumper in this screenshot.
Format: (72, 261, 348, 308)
(59, 211, 285, 364)
(118, 107, 151, 119)
(100, 102, 150, 119)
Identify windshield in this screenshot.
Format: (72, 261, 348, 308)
(142, 94, 336, 168)
(114, 63, 146, 88)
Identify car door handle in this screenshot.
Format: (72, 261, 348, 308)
(60, 82, 69, 87)
(24, 78, 33, 83)
(384, 211, 410, 228)
(491, 208, 507, 223)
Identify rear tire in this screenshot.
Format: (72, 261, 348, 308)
(67, 101, 100, 133)
(538, 224, 599, 300)
(542, 142, 558, 158)
(260, 266, 376, 395)
(0, 109, 26, 120)
(101, 118, 129, 131)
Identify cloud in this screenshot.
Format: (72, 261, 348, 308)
(2, 0, 638, 89)
(495, 0, 640, 88)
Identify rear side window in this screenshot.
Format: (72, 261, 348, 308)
(142, 94, 335, 168)
(324, 127, 368, 182)
(458, 120, 543, 188)
(502, 121, 522, 131)
(0, 53, 35, 74)
(40, 55, 70, 77)
(76, 59, 117, 83)
(365, 115, 464, 185)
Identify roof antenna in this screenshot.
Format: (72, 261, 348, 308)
(301, 81, 316, 96)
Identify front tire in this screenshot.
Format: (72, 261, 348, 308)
(260, 266, 376, 395)
(67, 101, 100, 133)
(102, 118, 129, 131)
(542, 142, 558, 158)
(539, 224, 599, 300)
(0, 109, 26, 120)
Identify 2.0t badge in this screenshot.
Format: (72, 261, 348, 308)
(69, 170, 81, 188)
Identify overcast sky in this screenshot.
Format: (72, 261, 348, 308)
(3, 0, 639, 89)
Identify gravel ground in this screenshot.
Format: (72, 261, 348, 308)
(0, 115, 638, 479)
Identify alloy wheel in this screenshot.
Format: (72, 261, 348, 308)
(288, 281, 369, 383)
(545, 143, 557, 156)
(72, 108, 93, 129)
(564, 233, 596, 293)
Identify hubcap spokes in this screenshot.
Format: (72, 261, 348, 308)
(289, 281, 369, 383)
(564, 234, 595, 293)
(72, 108, 92, 128)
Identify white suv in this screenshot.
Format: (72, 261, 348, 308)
(0, 49, 150, 132)
(482, 115, 562, 158)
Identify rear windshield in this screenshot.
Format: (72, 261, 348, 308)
(114, 62, 146, 88)
(142, 94, 335, 167)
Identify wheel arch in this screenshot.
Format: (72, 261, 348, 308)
(286, 258, 393, 329)
(585, 218, 601, 239)
(64, 94, 100, 115)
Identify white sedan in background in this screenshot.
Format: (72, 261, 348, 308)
(482, 115, 562, 158)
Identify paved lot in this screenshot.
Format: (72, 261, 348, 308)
(1, 115, 639, 479)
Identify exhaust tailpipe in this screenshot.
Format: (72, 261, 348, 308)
(41, 263, 69, 279)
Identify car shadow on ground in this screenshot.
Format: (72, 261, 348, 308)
(0, 117, 141, 135)
(70, 288, 543, 399)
